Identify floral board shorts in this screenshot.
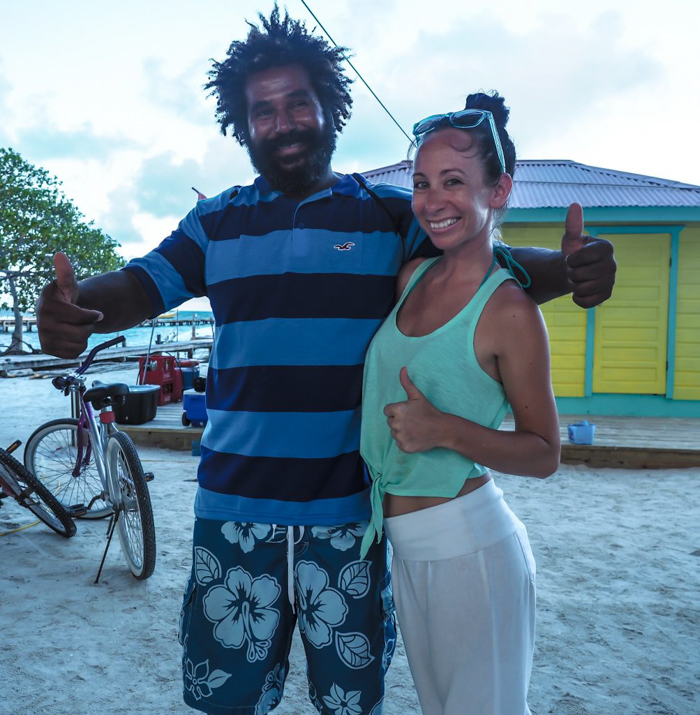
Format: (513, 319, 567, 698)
(179, 518, 396, 715)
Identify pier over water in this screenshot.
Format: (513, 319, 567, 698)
(1, 315, 216, 333)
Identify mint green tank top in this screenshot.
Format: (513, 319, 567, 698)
(359, 257, 516, 557)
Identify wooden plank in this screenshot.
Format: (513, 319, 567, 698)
(501, 414, 700, 451)
(559, 445, 700, 469)
(119, 398, 204, 451)
(120, 423, 203, 452)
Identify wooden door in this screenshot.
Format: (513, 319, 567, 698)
(593, 234, 670, 394)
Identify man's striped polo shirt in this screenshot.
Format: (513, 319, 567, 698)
(124, 172, 429, 525)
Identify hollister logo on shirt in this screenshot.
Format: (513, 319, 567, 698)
(334, 242, 356, 251)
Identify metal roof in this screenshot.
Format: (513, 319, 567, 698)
(361, 159, 700, 209)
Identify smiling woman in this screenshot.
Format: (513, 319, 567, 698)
(360, 91, 560, 715)
(410, 127, 512, 255)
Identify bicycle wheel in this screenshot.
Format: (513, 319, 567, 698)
(24, 418, 111, 519)
(106, 432, 156, 579)
(0, 448, 76, 537)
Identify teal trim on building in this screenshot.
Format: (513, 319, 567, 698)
(585, 309, 596, 397)
(555, 395, 700, 418)
(506, 207, 700, 223)
(589, 225, 685, 234)
(666, 228, 682, 399)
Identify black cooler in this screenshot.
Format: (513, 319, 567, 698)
(113, 384, 160, 425)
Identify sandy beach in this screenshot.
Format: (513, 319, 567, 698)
(0, 361, 698, 715)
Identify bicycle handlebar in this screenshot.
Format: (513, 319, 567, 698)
(52, 375, 69, 390)
(75, 336, 126, 376)
(51, 336, 127, 391)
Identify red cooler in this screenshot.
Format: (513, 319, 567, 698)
(138, 354, 183, 405)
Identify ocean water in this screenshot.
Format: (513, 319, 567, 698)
(0, 310, 215, 354)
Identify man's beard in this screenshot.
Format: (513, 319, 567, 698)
(246, 124, 337, 194)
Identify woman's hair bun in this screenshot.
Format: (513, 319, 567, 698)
(464, 91, 510, 128)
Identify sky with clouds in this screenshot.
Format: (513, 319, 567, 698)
(1, 0, 697, 282)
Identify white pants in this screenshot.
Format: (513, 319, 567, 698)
(385, 480, 536, 715)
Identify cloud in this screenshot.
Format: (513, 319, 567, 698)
(0, 74, 12, 147)
(132, 153, 206, 219)
(0, 64, 139, 163)
(14, 124, 138, 160)
(142, 57, 214, 129)
(0, 62, 14, 147)
(97, 134, 254, 248)
(396, 12, 658, 117)
(327, 9, 664, 175)
(0, 67, 9, 107)
(99, 185, 144, 245)
(131, 138, 253, 217)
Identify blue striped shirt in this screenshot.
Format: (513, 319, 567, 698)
(124, 173, 429, 524)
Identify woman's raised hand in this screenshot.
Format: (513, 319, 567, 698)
(383, 367, 446, 453)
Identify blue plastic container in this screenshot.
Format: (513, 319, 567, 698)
(567, 420, 596, 445)
(182, 389, 207, 427)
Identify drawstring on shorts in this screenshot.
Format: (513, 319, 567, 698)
(286, 525, 305, 612)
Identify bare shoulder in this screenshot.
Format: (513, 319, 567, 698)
(484, 276, 547, 338)
(396, 257, 429, 300)
(489, 276, 539, 311)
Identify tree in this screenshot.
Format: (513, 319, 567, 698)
(0, 148, 124, 354)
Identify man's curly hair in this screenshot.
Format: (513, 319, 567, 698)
(205, 5, 353, 146)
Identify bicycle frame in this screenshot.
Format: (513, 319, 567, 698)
(71, 388, 118, 513)
(55, 336, 127, 514)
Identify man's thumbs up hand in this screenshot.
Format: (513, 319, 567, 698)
(36, 253, 104, 358)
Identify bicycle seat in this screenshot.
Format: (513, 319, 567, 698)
(83, 382, 130, 408)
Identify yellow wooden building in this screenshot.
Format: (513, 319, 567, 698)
(364, 160, 700, 417)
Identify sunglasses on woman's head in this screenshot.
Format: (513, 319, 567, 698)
(412, 109, 506, 175)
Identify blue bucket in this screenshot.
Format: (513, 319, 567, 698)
(567, 420, 596, 445)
